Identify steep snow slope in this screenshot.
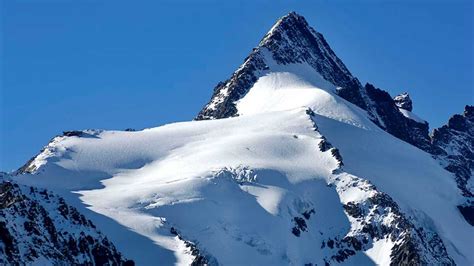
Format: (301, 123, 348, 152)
(235, 57, 375, 131)
(234, 59, 472, 264)
(14, 65, 472, 265)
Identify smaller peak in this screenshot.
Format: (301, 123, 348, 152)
(394, 92, 413, 111)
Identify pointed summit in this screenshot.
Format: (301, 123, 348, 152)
(196, 12, 366, 120)
(257, 12, 361, 92)
(259, 11, 311, 43)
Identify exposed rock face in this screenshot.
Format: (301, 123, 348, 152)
(196, 12, 367, 120)
(432, 106, 473, 198)
(431, 106, 474, 225)
(169, 227, 216, 266)
(365, 84, 432, 152)
(0, 179, 132, 265)
(196, 11, 472, 232)
(394, 92, 413, 111)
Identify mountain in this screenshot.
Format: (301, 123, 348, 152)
(196, 12, 433, 153)
(5, 12, 473, 265)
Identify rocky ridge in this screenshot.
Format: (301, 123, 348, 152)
(0, 174, 132, 265)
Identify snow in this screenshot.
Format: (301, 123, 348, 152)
(398, 108, 426, 124)
(0, 178, 124, 265)
(236, 54, 376, 131)
(365, 238, 394, 265)
(14, 61, 473, 265)
(240, 184, 286, 215)
(313, 113, 473, 265)
(16, 109, 349, 265)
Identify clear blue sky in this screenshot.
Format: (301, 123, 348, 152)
(1, 0, 473, 171)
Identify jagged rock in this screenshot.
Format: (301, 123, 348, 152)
(169, 227, 215, 266)
(364, 83, 432, 152)
(63, 130, 84, 137)
(457, 205, 474, 226)
(0, 181, 131, 265)
(431, 106, 474, 226)
(432, 105, 474, 198)
(292, 217, 308, 237)
(394, 92, 413, 111)
(302, 209, 315, 220)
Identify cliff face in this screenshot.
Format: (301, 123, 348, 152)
(431, 106, 474, 225)
(432, 106, 474, 198)
(0, 177, 133, 265)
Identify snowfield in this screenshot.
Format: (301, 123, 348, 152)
(15, 60, 473, 265)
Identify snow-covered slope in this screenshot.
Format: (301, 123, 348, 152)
(14, 105, 471, 265)
(7, 11, 473, 266)
(13, 72, 473, 265)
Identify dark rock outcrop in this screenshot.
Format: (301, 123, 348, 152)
(394, 92, 413, 111)
(431, 105, 473, 198)
(457, 205, 474, 226)
(170, 227, 215, 266)
(431, 106, 473, 225)
(365, 83, 432, 152)
(0, 180, 131, 265)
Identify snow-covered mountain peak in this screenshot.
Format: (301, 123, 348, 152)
(196, 12, 367, 120)
(258, 11, 355, 86)
(5, 12, 473, 266)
